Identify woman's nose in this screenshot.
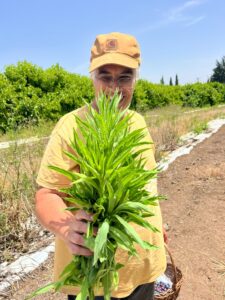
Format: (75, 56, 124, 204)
(110, 78, 119, 88)
(107, 85, 122, 94)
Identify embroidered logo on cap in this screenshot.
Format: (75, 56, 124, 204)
(105, 39, 118, 51)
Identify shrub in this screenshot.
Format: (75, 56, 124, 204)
(182, 83, 223, 107)
(132, 80, 184, 111)
(1, 61, 225, 133)
(0, 62, 94, 132)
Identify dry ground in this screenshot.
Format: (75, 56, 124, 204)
(159, 125, 225, 300)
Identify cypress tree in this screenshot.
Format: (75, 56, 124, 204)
(160, 76, 165, 85)
(175, 74, 179, 85)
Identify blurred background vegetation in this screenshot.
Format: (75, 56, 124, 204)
(1, 60, 225, 134)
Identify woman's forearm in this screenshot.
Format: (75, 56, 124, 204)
(35, 188, 74, 240)
(35, 187, 94, 256)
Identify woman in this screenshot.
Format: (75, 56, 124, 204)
(35, 32, 167, 300)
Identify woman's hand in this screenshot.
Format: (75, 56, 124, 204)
(35, 188, 97, 257)
(64, 209, 97, 256)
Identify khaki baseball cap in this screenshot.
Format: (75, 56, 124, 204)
(89, 32, 141, 72)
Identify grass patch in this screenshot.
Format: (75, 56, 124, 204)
(192, 121, 208, 134)
(142, 104, 225, 161)
(0, 139, 48, 262)
(0, 119, 56, 143)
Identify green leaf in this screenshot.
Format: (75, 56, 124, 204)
(71, 173, 99, 190)
(93, 220, 109, 265)
(125, 212, 159, 233)
(76, 277, 89, 300)
(59, 261, 76, 279)
(63, 197, 91, 209)
(48, 165, 78, 181)
(25, 282, 57, 299)
(114, 201, 153, 214)
(102, 271, 111, 300)
(64, 206, 80, 212)
(106, 181, 117, 213)
(109, 227, 136, 254)
(84, 236, 95, 251)
(114, 215, 151, 250)
(115, 263, 124, 270)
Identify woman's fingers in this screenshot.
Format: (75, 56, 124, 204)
(64, 209, 98, 256)
(75, 209, 93, 222)
(70, 220, 88, 234)
(68, 242, 93, 256)
(68, 231, 85, 246)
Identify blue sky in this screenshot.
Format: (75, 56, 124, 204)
(0, 0, 224, 84)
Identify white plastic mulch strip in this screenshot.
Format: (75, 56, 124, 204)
(0, 136, 49, 150)
(0, 244, 54, 292)
(0, 118, 225, 293)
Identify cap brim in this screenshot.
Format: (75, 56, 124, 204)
(89, 52, 139, 72)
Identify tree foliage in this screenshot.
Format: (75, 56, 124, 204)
(160, 76, 164, 85)
(132, 80, 225, 111)
(0, 61, 94, 133)
(210, 56, 225, 83)
(1, 61, 225, 133)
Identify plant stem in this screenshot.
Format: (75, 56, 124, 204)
(88, 287, 95, 300)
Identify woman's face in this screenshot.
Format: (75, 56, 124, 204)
(92, 64, 136, 110)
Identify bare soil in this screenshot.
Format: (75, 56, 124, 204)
(159, 125, 225, 300)
(2, 125, 225, 300)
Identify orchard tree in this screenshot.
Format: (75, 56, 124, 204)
(160, 76, 165, 85)
(210, 56, 225, 83)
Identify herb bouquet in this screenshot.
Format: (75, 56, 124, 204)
(28, 92, 162, 300)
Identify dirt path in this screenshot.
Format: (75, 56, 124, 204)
(2, 126, 225, 300)
(159, 125, 225, 300)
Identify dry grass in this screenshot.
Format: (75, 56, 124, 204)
(0, 140, 48, 262)
(0, 119, 55, 143)
(212, 259, 225, 277)
(143, 104, 225, 161)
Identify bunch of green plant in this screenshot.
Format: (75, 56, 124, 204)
(27, 92, 162, 300)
